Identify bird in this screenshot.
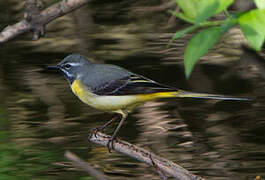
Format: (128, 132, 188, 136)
(47, 54, 251, 152)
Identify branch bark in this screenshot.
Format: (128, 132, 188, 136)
(89, 132, 204, 180)
(0, 0, 91, 43)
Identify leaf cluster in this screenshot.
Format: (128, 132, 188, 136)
(169, 0, 265, 78)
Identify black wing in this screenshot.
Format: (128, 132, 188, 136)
(93, 74, 177, 96)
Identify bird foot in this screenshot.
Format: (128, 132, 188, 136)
(89, 127, 102, 139)
(107, 136, 117, 153)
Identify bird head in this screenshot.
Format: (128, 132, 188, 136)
(47, 54, 93, 84)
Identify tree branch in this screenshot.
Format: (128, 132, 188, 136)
(0, 0, 91, 43)
(65, 151, 108, 180)
(89, 132, 204, 180)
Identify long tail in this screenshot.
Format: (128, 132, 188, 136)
(175, 90, 252, 101)
(138, 90, 252, 101)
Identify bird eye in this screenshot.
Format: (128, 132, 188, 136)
(64, 63, 71, 69)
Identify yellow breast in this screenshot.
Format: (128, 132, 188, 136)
(71, 79, 94, 103)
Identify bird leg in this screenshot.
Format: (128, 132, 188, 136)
(89, 114, 120, 138)
(107, 111, 128, 153)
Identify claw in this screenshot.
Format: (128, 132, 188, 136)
(89, 127, 100, 139)
(107, 137, 115, 153)
(93, 128, 99, 138)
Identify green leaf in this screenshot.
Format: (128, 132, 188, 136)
(169, 26, 197, 44)
(175, 0, 200, 20)
(239, 9, 265, 51)
(195, 0, 219, 24)
(254, 0, 265, 9)
(168, 10, 194, 24)
(195, 0, 234, 24)
(184, 27, 222, 77)
(215, 0, 234, 14)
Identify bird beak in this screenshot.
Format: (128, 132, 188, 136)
(46, 65, 60, 70)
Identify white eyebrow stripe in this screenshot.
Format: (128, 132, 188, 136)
(67, 62, 80, 66)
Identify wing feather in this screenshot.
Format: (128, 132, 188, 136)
(93, 74, 177, 95)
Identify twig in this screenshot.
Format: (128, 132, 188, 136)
(150, 154, 168, 180)
(65, 150, 108, 180)
(0, 0, 91, 43)
(89, 132, 204, 180)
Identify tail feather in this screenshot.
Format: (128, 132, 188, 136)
(175, 90, 252, 101)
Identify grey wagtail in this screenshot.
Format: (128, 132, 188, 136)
(47, 54, 250, 152)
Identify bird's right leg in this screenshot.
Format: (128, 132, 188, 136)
(107, 111, 128, 153)
(89, 114, 120, 138)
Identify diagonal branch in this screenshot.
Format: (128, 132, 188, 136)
(0, 0, 91, 43)
(65, 151, 109, 180)
(89, 132, 205, 180)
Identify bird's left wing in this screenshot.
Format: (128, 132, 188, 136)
(93, 74, 177, 96)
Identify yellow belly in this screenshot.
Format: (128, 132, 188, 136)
(71, 79, 177, 112)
